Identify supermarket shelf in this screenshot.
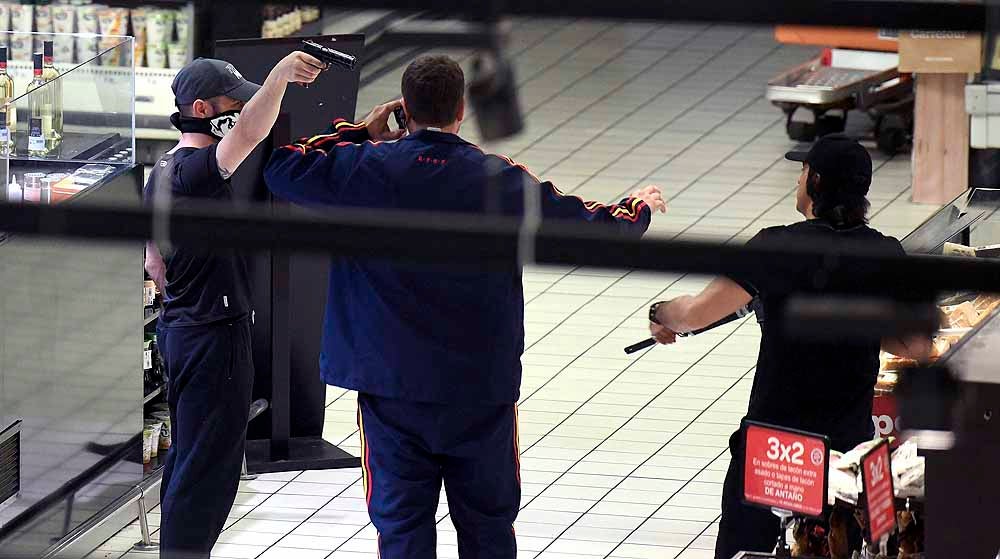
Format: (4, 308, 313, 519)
(40, 452, 164, 559)
(143, 384, 164, 405)
(143, 310, 160, 326)
(7, 132, 125, 165)
(142, 462, 165, 483)
(6, 62, 182, 129)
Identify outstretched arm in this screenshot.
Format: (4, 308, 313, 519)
(494, 155, 666, 237)
(215, 51, 324, 179)
(264, 100, 406, 206)
(649, 277, 753, 343)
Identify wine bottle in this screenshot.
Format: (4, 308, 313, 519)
(42, 41, 62, 148)
(0, 47, 16, 156)
(28, 53, 56, 156)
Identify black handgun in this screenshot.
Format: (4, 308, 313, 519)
(301, 39, 356, 71)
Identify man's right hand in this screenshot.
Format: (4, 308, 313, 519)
(632, 185, 667, 214)
(217, 52, 325, 184)
(363, 99, 407, 142)
(649, 321, 678, 345)
(276, 51, 324, 86)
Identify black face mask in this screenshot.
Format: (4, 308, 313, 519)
(170, 110, 242, 140)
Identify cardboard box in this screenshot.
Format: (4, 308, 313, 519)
(899, 30, 982, 73)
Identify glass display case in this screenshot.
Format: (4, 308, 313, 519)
(1, 31, 135, 206)
(0, 31, 143, 558)
(873, 188, 1000, 438)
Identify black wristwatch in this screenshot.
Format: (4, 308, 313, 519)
(649, 301, 666, 324)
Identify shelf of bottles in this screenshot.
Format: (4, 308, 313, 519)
(143, 276, 164, 401)
(1, 30, 134, 204)
(143, 270, 169, 474)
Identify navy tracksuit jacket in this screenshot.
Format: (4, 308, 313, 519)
(265, 120, 651, 558)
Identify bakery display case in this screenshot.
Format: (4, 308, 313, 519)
(873, 188, 1000, 438)
(887, 189, 1000, 558)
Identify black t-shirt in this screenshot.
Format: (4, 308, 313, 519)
(143, 144, 251, 328)
(729, 220, 904, 452)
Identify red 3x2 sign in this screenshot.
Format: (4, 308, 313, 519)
(742, 420, 830, 518)
(861, 439, 896, 544)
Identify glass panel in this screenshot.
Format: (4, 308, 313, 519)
(900, 188, 1000, 255)
(968, 188, 1000, 248)
(1, 31, 134, 206)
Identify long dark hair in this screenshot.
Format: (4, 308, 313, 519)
(807, 169, 870, 228)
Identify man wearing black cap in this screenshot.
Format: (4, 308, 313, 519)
(143, 51, 322, 559)
(643, 134, 929, 557)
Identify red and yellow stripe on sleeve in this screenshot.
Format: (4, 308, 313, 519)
(610, 197, 647, 223)
(284, 120, 368, 154)
(472, 146, 648, 222)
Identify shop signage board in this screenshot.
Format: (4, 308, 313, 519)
(742, 420, 830, 518)
(861, 439, 896, 544)
(872, 393, 901, 439)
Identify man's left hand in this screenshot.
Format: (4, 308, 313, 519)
(364, 99, 406, 142)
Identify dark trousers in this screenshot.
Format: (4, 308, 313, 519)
(715, 440, 781, 559)
(357, 393, 521, 559)
(157, 318, 254, 559)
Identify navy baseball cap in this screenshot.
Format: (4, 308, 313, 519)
(785, 134, 873, 195)
(172, 58, 261, 106)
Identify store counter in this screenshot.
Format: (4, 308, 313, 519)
(872, 188, 1000, 439)
(0, 164, 143, 557)
(871, 187, 1000, 557)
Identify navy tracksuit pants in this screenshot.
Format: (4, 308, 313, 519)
(157, 318, 254, 559)
(357, 393, 521, 559)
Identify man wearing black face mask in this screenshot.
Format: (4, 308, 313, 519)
(143, 52, 322, 559)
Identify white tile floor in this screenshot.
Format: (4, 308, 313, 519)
(99, 17, 939, 559)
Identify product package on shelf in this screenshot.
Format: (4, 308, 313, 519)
(8, 4, 29, 60)
(143, 278, 158, 317)
(76, 3, 98, 64)
(7, 162, 124, 206)
(143, 7, 190, 69)
(97, 6, 128, 66)
(0, 5, 8, 51)
(33, 4, 51, 56)
(51, 5, 75, 64)
(143, 332, 165, 393)
(130, 6, 147, 67)
(262, 4, 321, 38)
(0, 2, 192, 68)
(772, 437, 927, 558)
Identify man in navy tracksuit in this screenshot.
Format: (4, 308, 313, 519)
(264, 55, 666, 558)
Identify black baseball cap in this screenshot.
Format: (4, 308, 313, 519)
(785, 134, 873, 195)
(172, 58, 261, 106)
